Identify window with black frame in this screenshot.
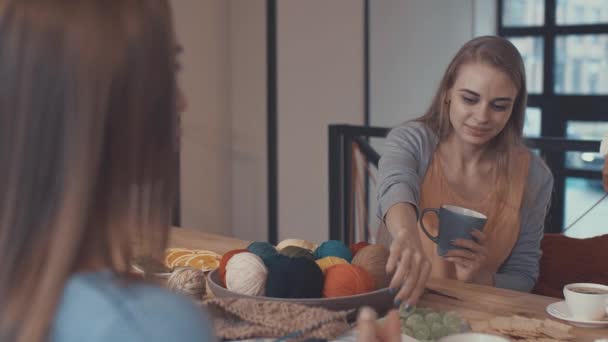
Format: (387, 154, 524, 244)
(499, 0, 608, 238)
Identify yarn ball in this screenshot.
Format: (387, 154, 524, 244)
(247, 241, 278, 263)
(225, 252, 268, 296)
(167, 267, 206, 300)
(276, 238, 318, 252)
(315, 256, 349, 274)
(351, 244, 391, 289)
(265, 255, 324, 298)
(314, 240, 353, 262)
(219, 249, 248, 286)
(350, 241, 370, 257)
(279, 246, 314, 261)
(323, 264, 375, 298)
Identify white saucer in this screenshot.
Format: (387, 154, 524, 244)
(546, 301, 608, 328)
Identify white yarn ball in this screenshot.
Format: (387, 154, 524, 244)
(225, 252, 268, 296)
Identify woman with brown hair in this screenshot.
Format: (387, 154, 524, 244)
(0, 1, 211, 341)
(377, 36, 554, 309)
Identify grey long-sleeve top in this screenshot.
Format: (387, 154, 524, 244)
(377, 121, 554, 292)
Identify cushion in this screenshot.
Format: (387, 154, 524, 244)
(532, 233, 608, 298)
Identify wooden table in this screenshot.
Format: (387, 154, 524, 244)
(170, 227, 608, 342)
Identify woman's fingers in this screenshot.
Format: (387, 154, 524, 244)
(470, 229, 487, 243)
(450, 239, 483, 254)
(395, 252, 422, 303)
(379, 310, 402, 342)
(443, 248, 478, 261)
(444, 256, 473, 268)
(407, 259, 431, 306)
(451, 237, 485, 253)
(356, 307, 378, 342)
(388, 248, 411, 290)
(386, 230, 406, 274)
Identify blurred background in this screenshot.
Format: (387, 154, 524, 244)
(172, 0, 608, 243)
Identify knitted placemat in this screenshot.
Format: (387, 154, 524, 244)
(204, 298, 352, 341)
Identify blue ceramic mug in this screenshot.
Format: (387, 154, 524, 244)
(419, 205, 487, 256)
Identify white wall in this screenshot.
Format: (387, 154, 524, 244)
(229, 0, 268, 241)
(172, 0, 233, 236)
(277, 0, 365, 243)
(369, 0, 496, 128)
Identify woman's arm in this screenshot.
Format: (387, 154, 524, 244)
(377, 122, 437, 306)
(495, 160, 554, 292)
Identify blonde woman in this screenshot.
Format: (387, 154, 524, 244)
(377, 36, 554, 308)
(0, 1, 212, 341)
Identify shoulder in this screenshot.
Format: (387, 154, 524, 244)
(387, 120, 438, 143)
(521, 150, 554, 207)
(526, 151, 554, 190)
(52, 271, 215, 342)
(384, 120, 439, 155)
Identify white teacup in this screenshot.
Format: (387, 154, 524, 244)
(563, 283, 608, 321)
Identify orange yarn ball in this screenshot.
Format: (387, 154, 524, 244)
(323, 264, 375, 298)
(219, 249, 248, 286)
(349, 241, 370, 257)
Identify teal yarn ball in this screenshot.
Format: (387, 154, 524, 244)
(247, 242, 278, 263)
(279, 246, 314, 261)
(313, 240, 353, 262)
(265, 255, 324, 298)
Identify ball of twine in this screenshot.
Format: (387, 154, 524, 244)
(276, 238, 318, 252)
(167, 267, 206, 300)
(225, 252, 268, 296)
(219, 249, 248, 286)
(323, 264, 375, 298)
(315, 256, 348, 274)
(351, 244, 391, 289)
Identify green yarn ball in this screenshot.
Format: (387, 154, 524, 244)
(279, 246, 314, 261)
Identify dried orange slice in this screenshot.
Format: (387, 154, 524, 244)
(172, 253, 196, 267)
(185, 254, 220, 271)
(165, 250, 193, 268)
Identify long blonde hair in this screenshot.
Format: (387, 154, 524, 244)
(0, 1, 178, 341)
(418, 36, 528, 209)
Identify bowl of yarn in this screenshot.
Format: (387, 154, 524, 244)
(207, 238, 395, 316)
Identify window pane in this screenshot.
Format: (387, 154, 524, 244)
(564, 177, 608, 238)
(556, 0, 608, 25)
(523, 107, 542, 137)
(508, 37, 544, 93)
(565, 121, 608, 171)
(503, 0, 545, 26)
(555, 34, 608, 94)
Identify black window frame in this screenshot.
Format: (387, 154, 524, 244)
(498, 0, 608, 233)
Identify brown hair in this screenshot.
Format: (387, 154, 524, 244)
(418, 36, 528, 208)
(0, 1, 178, 341)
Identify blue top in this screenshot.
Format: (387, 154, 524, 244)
(377, 121, 554, 292)
(50, 271, 215, 342)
